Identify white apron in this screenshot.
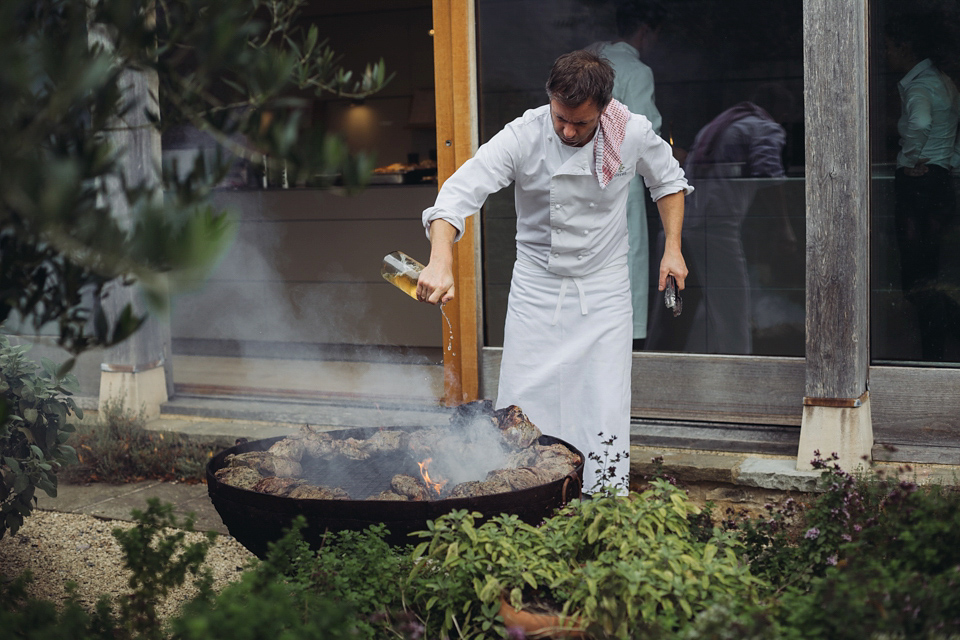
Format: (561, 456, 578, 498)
(496, 257, 633, 490)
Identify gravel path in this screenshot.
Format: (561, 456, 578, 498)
(0, 509, 255, 621)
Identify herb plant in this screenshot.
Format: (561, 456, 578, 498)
(410, 480, 762, 639)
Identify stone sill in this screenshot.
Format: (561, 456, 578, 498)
(629, 445, 960, 494)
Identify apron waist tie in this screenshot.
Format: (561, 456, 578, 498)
(551, 276, 590, 326)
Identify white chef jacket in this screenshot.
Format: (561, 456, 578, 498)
(422, 104, 690, 277)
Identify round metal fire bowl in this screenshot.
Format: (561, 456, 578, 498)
(206, 427, 584, 557)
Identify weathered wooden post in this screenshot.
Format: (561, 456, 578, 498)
(797, 0, 873, 471)
(91, 11, 173, 418)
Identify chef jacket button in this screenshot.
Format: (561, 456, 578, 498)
(554, 227, 561, 234)
(552, 252, 559, 258)
(589, 202, 596, 208)
(577, 254, 584, 260)
(583, 230, 589, 235)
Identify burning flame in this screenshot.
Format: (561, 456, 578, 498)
(417, 457, 448, 496)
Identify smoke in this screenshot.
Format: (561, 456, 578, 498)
(429, 414, 511, 487)
(170, 210, 443, 403)
(292, 416, 514, 499)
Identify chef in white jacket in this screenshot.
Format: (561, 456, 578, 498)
(417, 50, 691, 489)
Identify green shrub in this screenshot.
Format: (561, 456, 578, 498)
(718, 453, 960, 638)
(0, 334, 80, 538)
(296, 524, 414, 623)
(677, 598, 783, 640)
(112, 499, 218, 640)
(169, 570, 361, 640)
(0, 575, 119, 640)
(1, 501, 398, 640)
(771, 460, 960, 639)
(62, 400, 233, 484)
(410, 479, 763, 639)
(173, 518, 423, 640)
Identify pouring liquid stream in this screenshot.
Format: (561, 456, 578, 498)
(381, 251, 455, 355)
(440, 304, 454, 354)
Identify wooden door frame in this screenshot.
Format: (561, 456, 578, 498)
(432, 0, 481, 405)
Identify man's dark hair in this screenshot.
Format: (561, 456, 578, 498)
(615, 0, 668, 38)
(545, 50, 615, 109)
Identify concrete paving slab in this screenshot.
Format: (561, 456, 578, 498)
(145, 417, 298, 440)
(37, 481, 226, 533)
(178, 493, 229, 535)
(736, 457, 822, 492)
(76, 483, 193, 521)
(38, 481, 159, 514)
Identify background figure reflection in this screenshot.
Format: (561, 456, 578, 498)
(886, 12, 960, 362)
(647, 84, 795, 354)
(587, 0, 669, 351)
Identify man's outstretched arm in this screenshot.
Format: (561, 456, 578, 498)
(417, 219, 457, 305)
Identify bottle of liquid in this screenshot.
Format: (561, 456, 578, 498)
(381, 250, 424, 299)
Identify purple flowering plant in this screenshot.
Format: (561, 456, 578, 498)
(711, 446, 960, 637)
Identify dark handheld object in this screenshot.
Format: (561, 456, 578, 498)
(664, 275, 682, 317)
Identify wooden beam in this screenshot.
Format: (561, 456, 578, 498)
(432, 0, 481, 405)
(802, 0, 870, 399)
(797, 0, 873, 471)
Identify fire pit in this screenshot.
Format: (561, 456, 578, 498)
(207, 412, 583, 557)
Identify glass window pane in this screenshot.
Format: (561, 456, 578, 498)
(870, 0, 960, 365)
(478, 0, 806, 356)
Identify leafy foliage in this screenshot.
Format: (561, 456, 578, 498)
(0, 499, 216, 640)
(0, 575, 120, 640)
(0, 0, 389, 365)
(61, 400, 234, 484)
(0, 335, 80, 539)
(5, 463, 960, 639)
(409, 480, 762, 639)
(772, 457, 960, 638)
(111, 499, 217, 640)
(178, 517, 424, 640)
(169, 566, 361, 640)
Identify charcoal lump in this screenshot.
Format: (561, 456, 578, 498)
(268, 438, 305, 462)
(493, 405, 542, 449)
(288, 484, 351, 500)
(223, 451, 301, 478)
(366, 490, 409, 501)
(252, 476, 302, 496)
(214, 466, 263, 490)
(391, 474, 430, 501)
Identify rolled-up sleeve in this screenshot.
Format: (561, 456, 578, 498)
(634, 126, 693, 201)
(422, 126, 520, 242)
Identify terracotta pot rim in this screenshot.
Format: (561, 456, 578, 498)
(498, 595, 588, 639)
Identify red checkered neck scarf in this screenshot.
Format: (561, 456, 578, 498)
(595, 98, 631, 189)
